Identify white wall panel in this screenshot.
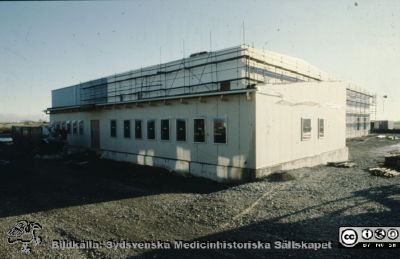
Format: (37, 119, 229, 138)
(255, 81, 347, 169)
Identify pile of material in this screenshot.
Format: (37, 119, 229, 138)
(327, 161, 356, 168)
(384, 154, 400, 170)
(369, 167, 400, 178)
(369, 153, 400, 178)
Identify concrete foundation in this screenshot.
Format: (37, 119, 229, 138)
(254, 147, 349, 179)
(101, 147, 348, 183)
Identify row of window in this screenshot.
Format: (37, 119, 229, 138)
(301, 118, 324, 141)
(111, 118, 227, 144)
(55, 120, 84, 135)
(54, 117, 325, 143)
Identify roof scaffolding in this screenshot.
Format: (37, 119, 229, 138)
(50, 45, 331, 110)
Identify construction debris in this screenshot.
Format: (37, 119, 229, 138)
(368, 151, 400, 177)
(384, 154, 400, 170)
(327, 161, 356, 168)
(369, 167, 400, 178)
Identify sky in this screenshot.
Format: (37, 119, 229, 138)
(0, 0, 399, 121)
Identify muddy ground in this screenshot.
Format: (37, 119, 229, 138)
(1, 135, 400, 258)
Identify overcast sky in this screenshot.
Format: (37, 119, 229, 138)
(0, 0, 399, 121)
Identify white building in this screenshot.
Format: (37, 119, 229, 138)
(48, 45, 354, 182)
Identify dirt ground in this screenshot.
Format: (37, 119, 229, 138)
(1, 135, 400, 258)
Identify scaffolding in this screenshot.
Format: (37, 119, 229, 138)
(346, 87, 376, 138)
(77, 45, 327, 106)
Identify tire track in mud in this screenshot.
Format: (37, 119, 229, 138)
(219, 182, 292, 230)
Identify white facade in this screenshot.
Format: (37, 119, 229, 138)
(51, 93, 256, 182)
(255, 82, 347, 176)
(48, 45, 351, 182)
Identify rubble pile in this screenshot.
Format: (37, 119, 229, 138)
(369, 167, 400, 178)
(369, 152, 400, 178)
(327, 161, 356, 168)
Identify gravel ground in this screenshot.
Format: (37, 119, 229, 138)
(1, 135, 400, 258)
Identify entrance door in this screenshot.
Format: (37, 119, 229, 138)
(91, 120, 100, 149)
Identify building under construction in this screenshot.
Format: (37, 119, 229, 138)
(346, 86, 374, 138)
(47, 45, 373, 182)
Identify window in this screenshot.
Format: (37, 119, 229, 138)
(363, 117, 367, 130)
(318, 119, 324, 138)
(22, 128, 29, 137)
(161, 119, 170, 141)
(135, 120, 142, 139)
(124, 120, 131, 138)
(73, 121, 78, 135)
(67, 121, 71, 134)
(176, 119, 186, 141)
(79, 120, 84, 135)
(147, 120, 155, 140)
(301, 118, 311, 140)
(220, 81, 231, 91)
(194, 118, 205, 142)
(357, 118, 360, 130)
(213, 118, 227, 143)
(110, 120, 117, 137)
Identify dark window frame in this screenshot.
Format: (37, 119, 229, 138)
(110, 119, 117, 138)
(67, 121, 71, 134)
(160, 119, 170, 141)
(213, 118, 227, 144)
(194, 118, 206, 143)
(124, 120, 131, 138)
(72, 121, 78, 135)
(176, 119, 187, 142)
(318, 118, 324, 138)
(147, 120, 156, 140)
(220, 80, 231, 91)
(135, 120, 142, 139)
(301, 118, 311, 141)
(79, 120, 84, 135)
